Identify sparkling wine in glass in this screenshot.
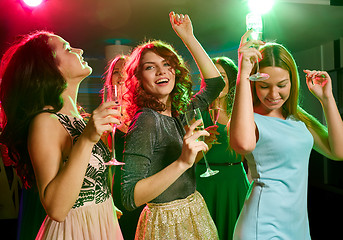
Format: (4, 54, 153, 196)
(246, 12, 269, 81)
(184, 108, 219, 178)
(209, 108, 220, 125)
(103, 84, 125, 166)
(209, 101, 222, 144)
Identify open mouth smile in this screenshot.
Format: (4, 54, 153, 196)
(266, 98, 282, 104)
(155, 78, 169, 85)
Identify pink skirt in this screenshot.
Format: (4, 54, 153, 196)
(36, 197, 123, 240)
(135, 191, 219, 240)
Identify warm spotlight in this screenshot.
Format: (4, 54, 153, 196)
(22, 0, 43, 7)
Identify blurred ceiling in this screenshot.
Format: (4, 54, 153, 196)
(0, 0, 342, 60)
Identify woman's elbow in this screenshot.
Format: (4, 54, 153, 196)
(329, 152, 343, 161)
(230, 138, 255, 155)
(121, 187, 138, 211)
(44, 206, 69, 222)
(121, 196, 137, 212)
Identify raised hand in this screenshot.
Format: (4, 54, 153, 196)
(179, 119, 209, 168)
(82, 101, 121, 143)
(238, 29, 264, 78)
(304, 70, 332, 101)
(169, 11, 194, 40)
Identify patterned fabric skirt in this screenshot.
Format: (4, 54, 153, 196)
(35, 197, 123, 240)
(135, 191, 219, 240)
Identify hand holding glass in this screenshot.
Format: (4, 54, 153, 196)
(184, 108, 219, 177)
(103, 85, 125, 166)
(246, 12, 269, 81)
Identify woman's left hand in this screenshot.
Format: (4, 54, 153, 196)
(169, 11, 193, 40)
(304, 70, 333, 101)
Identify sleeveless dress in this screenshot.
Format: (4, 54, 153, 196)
(36, 113, 123, 240)
(196, 111, 250, 240)
(233, 113, 313, 240)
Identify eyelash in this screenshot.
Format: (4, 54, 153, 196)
(144, 63, 170, 70)
(260, 85, 286, 89)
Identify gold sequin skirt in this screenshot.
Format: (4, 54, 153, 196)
(134, 191, 219, 240)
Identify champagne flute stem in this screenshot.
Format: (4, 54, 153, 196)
(256, 60, 260, 73)
(112, 125, 117, 160)
(202, 151, 210, 170)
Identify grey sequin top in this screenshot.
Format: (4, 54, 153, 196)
(121, 77, 225, 211)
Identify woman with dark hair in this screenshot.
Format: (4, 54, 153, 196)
(0, 31, 123, 239)
(121, 12, 225, 239)
(196, 56, 250, 240)
(230, 30, 343, 239)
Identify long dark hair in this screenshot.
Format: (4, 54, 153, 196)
(124, 40, 192, 119)
(211, 56, 238, 117)
(0, 30, 66, 188)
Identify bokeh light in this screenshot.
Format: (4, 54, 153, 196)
(23, 0, 43, 7)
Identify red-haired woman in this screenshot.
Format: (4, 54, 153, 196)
(121, 12, 224, 239)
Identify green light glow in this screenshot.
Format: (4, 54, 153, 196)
(248, 0, 274, 14)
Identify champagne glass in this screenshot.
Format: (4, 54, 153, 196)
(184, 108, 219, 177)
(103, 84, 125, 166)
(246, 12, 269, 81)
(208, 100, 221, 144)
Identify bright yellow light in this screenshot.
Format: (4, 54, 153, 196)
(248, 0, 275, 15)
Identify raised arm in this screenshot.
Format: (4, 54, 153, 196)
(304, 70, 343, 160)
(169, 12, 220, 80)
(229, 30, 263, 155)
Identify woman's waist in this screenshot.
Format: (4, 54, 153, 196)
(252, 176, 308, 191)
(148, 183, 196, 206)
(147, 191, 201, 209)
(72, 187, 111, 209)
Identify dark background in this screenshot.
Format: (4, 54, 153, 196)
(0, 0, 343, 239)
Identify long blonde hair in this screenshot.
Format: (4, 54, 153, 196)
(253, 43, 327, 136)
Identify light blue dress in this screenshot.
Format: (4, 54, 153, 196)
(233, 113, 313, 240)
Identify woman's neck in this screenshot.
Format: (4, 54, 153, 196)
(158, 97, 172, 117)
(59, 85, 81, 118)
(254, 104, 285, 119)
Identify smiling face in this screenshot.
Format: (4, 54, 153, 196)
(48, 35, 92, 82)
(254, 66, 291, 117)
(140, 50, 176, 104)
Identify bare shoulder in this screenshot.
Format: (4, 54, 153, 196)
(30, 112, 60, 129)
(28, 112, 69, 151)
